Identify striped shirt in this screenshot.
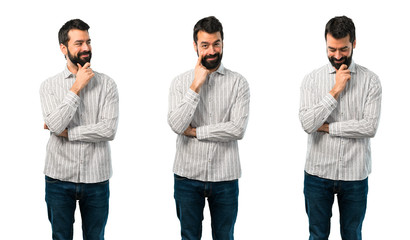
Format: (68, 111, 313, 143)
(168, 64, 250, 182)
(40, 66, 119, 183)
(299, 61, 382, 181)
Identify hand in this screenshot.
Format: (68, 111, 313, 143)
(317, 123, 329, 133)
(44, 123, 68, 138)
(190, 51, 210, 93)
(330, 64, 351, 99)
(183, 125, 197, 137)
(59, 129, 68, 138)
(70, 62, 94, 95)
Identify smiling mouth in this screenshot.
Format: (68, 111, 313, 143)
(204, 54, 218, 60)
(79, 51, 91, 57)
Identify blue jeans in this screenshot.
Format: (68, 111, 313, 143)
(45, 176, 110, 240)
(174, 174, 239, 240)
(304, 172, 368, 240)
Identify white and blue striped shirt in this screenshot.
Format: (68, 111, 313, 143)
(168, 64, 250, 182)
(300, 61, 382, 181)
(40, 66, 119, 183)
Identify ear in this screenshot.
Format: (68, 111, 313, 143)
(193, 41, 198, 53)
(60, 43, 67, 56)
(353, 40, 356, 49)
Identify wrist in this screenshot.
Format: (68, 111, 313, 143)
(329, 88, 340, 99)
(190, 82, 201, 93)
(70, 83, 81, 95)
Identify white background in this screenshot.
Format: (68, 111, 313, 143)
(1, 0, 409, 239)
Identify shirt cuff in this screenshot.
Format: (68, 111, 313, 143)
(65, 90, 81, 107)
(68, 126, 81, 141)
(196, 125, 209, 140)
(185, 88, 200, 106)
(329, 122, 341, 136)
(322, 93, 338, 112)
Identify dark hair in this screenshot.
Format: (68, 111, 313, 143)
(193, 16, 224, 44)
(58, 19, 90, 46)
(325, 16, 355, 43)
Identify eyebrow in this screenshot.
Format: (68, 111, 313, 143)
(200, 39, 221, 45)
(74, 39, 91, 44)
(328, 46, 349, 50)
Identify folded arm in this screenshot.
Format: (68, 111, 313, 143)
(40, 82, 80, 135)
(195, 80, 250, 142)
(329, 77, 382, 138)
(299, 75, 338, 134)
(168, 77, 200, 134)
(68, 81, 119, 142)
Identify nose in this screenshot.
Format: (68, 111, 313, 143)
(334, 50, 342, 60)
(207, 45, 216, 55)
(82, 42, 91, 52)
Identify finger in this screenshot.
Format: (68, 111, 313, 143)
(82, 62, 91, 69)
(340, 69, 351, 75)
(197, 51, 204, 65)
(339, 64, 348, 71)
(77, 63, 82, 70)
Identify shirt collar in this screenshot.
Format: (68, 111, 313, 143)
(327, 60, 356, 74)
(215, 63, 226, 75)
(63, 65, 74, 79)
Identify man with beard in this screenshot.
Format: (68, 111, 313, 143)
(40, 19, 119, 240)
(168, 16, 250, 240)
(299, 16, 382, 240)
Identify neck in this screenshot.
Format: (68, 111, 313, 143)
(66, 60, 79, 74)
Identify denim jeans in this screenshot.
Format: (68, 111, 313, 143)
(45, 176, 110, 240)
(304, 172, 368, 240)
(174, 174, 239, 240)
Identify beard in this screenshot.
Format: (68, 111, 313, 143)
(67, 48, 92, 67)
(328, 49, 353, 70)
(198, 51, 223, 70)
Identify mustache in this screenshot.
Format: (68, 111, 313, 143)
(203, 53, 219, 60)
(78, 51, 91, 57)
(330, 56, 347, 62)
